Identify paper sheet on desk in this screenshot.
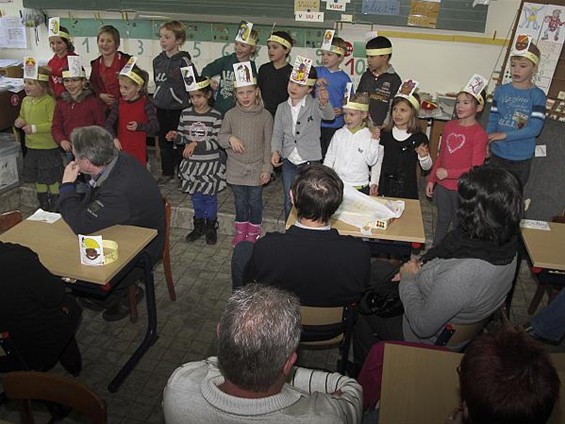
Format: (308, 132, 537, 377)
(520, 219, 550, 231)
(0, 76, 24, 93)
(27, 209, 61, 224)
(333, 185, 405, 235)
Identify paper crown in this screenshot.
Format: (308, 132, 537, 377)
(395, 79, 420, 110)
(235, 20, 256, 46)
(320, 29, 345, 55)
(267, 33, 292, 50)
(344, 101, 369, 112)
(511, 34, 539, 66)
(233, 61, 256, 88)
(62, 56, 86, 78)
(48, 17, 70, 40)
(461, 74, 487, 105)
(119, 57, 145, 86)
(181, 66, 209, 91)
(23, 56, 49, 81)
(290, 55, 315, 86)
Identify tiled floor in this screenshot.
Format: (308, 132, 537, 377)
(0, 156, 562, 423)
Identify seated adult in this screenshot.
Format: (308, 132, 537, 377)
(0, 242, 82, 375)
(449, 329, 560, 424)
(354, 165, 523, 365)
(525, 288, 565, 344)
(162, 284, 362, 423)
(232, 163, 370, 306)
(58, 125, 166, 321)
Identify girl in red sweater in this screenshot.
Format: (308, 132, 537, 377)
(426, 74, 488, 245)
(47, 22, 77, 99)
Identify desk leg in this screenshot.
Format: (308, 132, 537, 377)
(108, 251, 159, 393)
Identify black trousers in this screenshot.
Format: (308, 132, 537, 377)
(156, 108, 183, 176)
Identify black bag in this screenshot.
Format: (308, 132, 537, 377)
(358, 260, 404, 318)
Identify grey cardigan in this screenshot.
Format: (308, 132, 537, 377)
(271, 95, 335, 161)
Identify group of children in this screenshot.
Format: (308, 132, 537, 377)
(16, 18, 546, 246)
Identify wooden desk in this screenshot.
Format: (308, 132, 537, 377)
(521, 222, 565, 271)
(286, 198, 426, 244)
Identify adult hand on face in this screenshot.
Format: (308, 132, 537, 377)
(62, 161, 80, 184)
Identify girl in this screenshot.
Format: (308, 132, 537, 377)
(426, 85, 488, 246)
(324, 93, 383, 195)
(105, 64, 159, 166)
(202, 26, 258, 116)
(257, 31, 294, 117)
(14, 66, 63, 212)
(376, 86, 432, 199)
(166, 76, 226, 245)
(47, 25, 77, 99)
(218, 81, 273, 246)
(89, 25, 131, 111)
(51, 66, 106, 162)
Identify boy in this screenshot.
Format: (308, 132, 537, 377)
(153, 21, 195, 185)
(356, 36, 402, 127)
(487, 34, 546, 188)
(271, 60, 335, 217)
(316, 35, 351, 158)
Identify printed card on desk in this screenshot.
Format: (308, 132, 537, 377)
(79, 234, 104, 266)
(520, 219, 551, 231)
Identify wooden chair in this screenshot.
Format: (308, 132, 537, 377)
(434, 317, 491, 351)
(299, 304, 355, 375)
(3, 371, 107, 424)
(0, 210, 22, 232)
(128, 195, 175, 323)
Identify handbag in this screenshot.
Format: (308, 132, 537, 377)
(358, 260, 404, 318)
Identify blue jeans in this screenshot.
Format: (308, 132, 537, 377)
(433, 184, 458, 246)
(281, 159, 319, 218)
(192, 192, 218, 219)
(231, 241, 254, 290)
(230, 184, 263, 224)
(531, 288, 565, 343)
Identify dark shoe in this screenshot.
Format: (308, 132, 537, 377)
(37, 192, 49, 210)
(157, 175, 174, 186)
(77, 296, 106, 312)
(186, 217, 206, 242)
(59, 337, 82, 377)
(205, 219, 219, 245)
(47, 193, 59, 213)
(102, 286, 144, 322)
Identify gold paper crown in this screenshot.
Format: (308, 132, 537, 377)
(193, 78, 210, 90)
(268, 34, 292, 50)
(366, 47, 392, 56)
(344, 101, 369, 112)
(395, 79, 420, 110)
(122, 71, 144, 86)
(511, 34, 539, 66)
(62, 70, 86, 78)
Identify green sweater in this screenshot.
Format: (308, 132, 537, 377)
(18, 94, 57, 149)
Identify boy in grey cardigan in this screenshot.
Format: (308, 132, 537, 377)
(271, 66, 335, 217)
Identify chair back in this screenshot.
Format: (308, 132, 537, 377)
(435, 318, 490, 350)
(0, 210, 22, 232)
(3, 371, 107, 424)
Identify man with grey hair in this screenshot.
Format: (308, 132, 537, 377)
(58, 125, 165, 321)
(163, 284, 362, 423)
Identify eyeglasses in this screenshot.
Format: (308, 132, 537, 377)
(63, 78, 83, 83)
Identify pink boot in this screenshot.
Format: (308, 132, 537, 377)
(232, 221, 249, 247)
(245, 223, 262, 243)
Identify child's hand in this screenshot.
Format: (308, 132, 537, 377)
(271, 151, 282, 168)
(488, 132, 506, 142)
(14, 118, 26, 128)
(333, 107, 342, 117)
(229, 136, 245, 153)
(416, 144, 429, 157)
(425, 181, 434, 198)
(183, 142, 196, 158)
(435, 167, 448, 180)
(317, 85, 329, 106)
(370, 184, 379, 196)
(259, 172, 271, 185)
(166, 130, 177, 142)
(99, 93, 115, 106)
(113, 138, 122, 150)
(22, 125, 34, 134)
(60, 140, 72, 152)
(126, 121, 139, 131)
(370, 126, 381, 140)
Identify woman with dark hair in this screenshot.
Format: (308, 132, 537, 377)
(354, 165, 523, 365)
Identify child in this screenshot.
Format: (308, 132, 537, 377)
(426, 75, 489, 245)
(323, 93, 383, 195)
(316, 34, 351, 158)
(105, 61, 159, 166)
(52, 62, 106, 161)
(202, 22, 258, 116)
(271, 60, 335, 217)
(218, 63, 273, 246)
(376, 80, 432, 199)
(487, 35, 546, 188)
(153, 20, 196, 185)
(89, 25, 131, 111)
(47, 19, 77, 99)
(356, 36, 402, 127)
(257, 31, 294, 117)
(166, 75, 226, 245)
(14, 64, 63, 212)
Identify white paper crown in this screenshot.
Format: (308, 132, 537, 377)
(48, 17, 70, 39)
(395, 79, 420, 110)
(181, 66, 209, 91)
(23, 56, 49, 81)
(462, 74, 487, 105)
(62, 55, 85, 78)
(119, 57, 144, 86)
(290, 55, 315, 86)
(511, 34, 539, 66)
(320, 29, 345, 55)
(235, 21, 256, 46)
(233, 61, 256, 88)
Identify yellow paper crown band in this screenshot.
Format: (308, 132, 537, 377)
(234, 78, 257, 88)
(344, 101, 369, 112)
(121, 72, 145, 86)
(268, 35, 292, 50)
(36, 74, 50, 82)
(322, 45, 345, 55)
(51, 31, 70, 40)
(366, 47, 392, 56)
(191, 79, 210, 91)
(306, 78, 317, 87)
(396, 94, 420, 111)
(240, 37, 257, 46)
(512, 50, 539, 66)
(462, 89, 485, 105)
(62, 70, 86, 78)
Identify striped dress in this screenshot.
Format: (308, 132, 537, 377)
(175, 107, 226, 195)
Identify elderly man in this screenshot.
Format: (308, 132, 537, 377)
(163, 284, 362, 423)
(58, 125, 166, 321)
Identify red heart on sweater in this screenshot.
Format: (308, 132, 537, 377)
(446, 133, 465, 154)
